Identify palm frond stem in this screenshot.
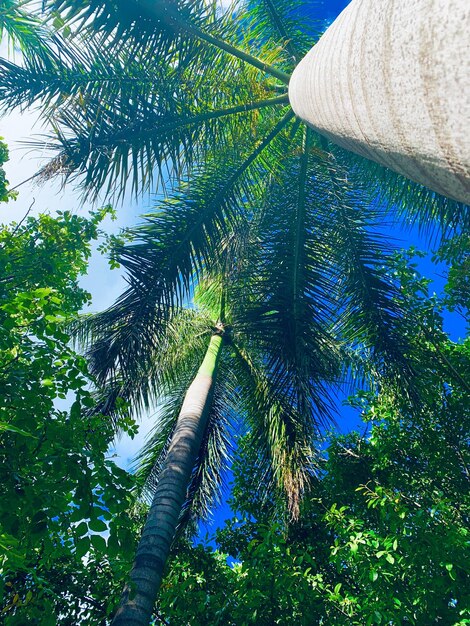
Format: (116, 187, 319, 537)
(176, 94, 290, 125)
(261, 0, 301, 62)
(292, 127, 309, 322)
(9, 171, 41, 191)
(136, 0, 291, 84)
(182, 21, 290, 83)
(79, 95, 290, 148)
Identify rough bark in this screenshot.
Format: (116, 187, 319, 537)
(289, 0, 470, 204)
(111, 333, 223, 626)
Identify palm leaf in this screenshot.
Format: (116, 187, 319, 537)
(47, 0, 209, 57)
(74, 113, 294, 388)
(244, 0, 321, 66)
(232, 128, 341, 428)
(316, 142, 417, 390)
(35, 89, 287, 199)
(0, 0, 51, 56)
(3, 20, 289, 199)
(230, 341, 319, 518)
(333, 143, 470, 241)
(0, 38, 179, 113)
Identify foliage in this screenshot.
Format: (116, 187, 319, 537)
(1, 0, 467, 524)
(0, 0, 49, 56)
(434, 233, 470, 320)
(153, 255, 470, 625)
(5, 0, 463, 531)
(0, 198, 138, 624)
(1, 0, 469, 622)
(158, 542, 238, 626)
(156, 382, 469, 624)
(0, 138, 17, 203)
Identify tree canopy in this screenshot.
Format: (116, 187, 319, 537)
(0, 0, 469, 623)
(0, 146, 138, 623)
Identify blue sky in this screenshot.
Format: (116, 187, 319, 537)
(318, 0, 350, 21)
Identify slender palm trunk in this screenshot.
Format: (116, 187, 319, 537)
(289, 0, 470, 204)
(111, 332, 224, 626)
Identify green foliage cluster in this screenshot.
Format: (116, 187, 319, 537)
(154, 262, 470, 626)
(0, 150, 137, 624)
(434, 234, 470, 318)
(0, 138, 16, 203)
(156, 387, 469, 625)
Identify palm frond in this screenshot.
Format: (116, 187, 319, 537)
(317, 143, 416, 390)
(76, 304, 213, 422)
(0, 0, 51, 56)
(244, 0, 321, 67)
(73, 114, 294, 386)
(8, 25, 288, 199)
(34, 90, 287, 200)
(334, 144, 470, 241)
(231, 341, 319, 518)
(3, 0, 294, 201)
(0, 38, 178, 114)
(47, 0, 290, 82)
(232, 128, 341, 431)
(47, 0, 209, 57)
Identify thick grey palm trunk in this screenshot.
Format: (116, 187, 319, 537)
(111, 332, 223, 626)
(289, 0, 470, 204)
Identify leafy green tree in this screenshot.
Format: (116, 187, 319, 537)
(156, 396, 470, 626)
(0, 159, 138, 623)
(0, 137, 16, 203)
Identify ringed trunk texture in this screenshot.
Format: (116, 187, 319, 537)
(111, 333, 223, 626)
(289, 0, 470, 204)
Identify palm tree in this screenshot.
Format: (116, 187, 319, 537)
(81, 184, 337, 623)
(78, 126, 433, 624)
(85, 265, 332, 624)
(289, 0, 470, 205)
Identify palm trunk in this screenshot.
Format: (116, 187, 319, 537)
(289, 0, 470, 204)
(111, 332, 224, 626)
